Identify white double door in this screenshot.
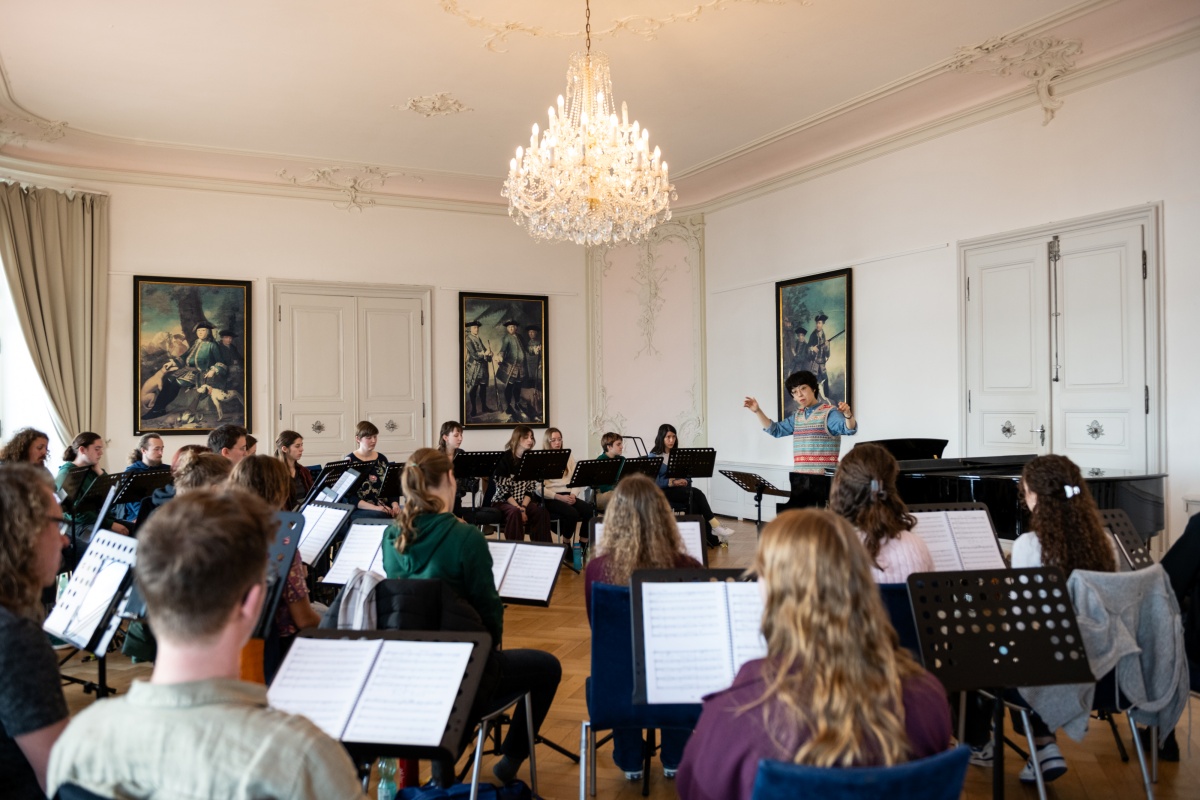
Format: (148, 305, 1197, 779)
(965, 216, 1152, 471)
(276, 287, 426, 466)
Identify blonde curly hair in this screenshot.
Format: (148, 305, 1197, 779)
(593, 474, 687, 585)
(0, 464, 58, 618)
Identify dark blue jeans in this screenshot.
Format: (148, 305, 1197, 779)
(612, 727, 691, 772)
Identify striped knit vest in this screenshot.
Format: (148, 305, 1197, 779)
(792, 403, 841, 474)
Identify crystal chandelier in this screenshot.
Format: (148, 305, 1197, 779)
(502, 1, 675, 247)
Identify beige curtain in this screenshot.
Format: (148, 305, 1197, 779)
(0, 182, 109, 445)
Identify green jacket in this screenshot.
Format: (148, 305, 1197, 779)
(382, 513, 503, 645)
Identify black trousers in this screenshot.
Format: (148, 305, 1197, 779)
(543, 495, 595, 542)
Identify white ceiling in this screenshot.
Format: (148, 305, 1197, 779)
(1, 0, 1196, 208)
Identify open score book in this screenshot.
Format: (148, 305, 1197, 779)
(909, 509, 1006, 571)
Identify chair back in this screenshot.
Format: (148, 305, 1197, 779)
(587, 583, 700, 731)
(750, 745, 970, 800)
(879, 583, 922, 664)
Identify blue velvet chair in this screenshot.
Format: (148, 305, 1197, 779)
(581, 583, 701, 798)
(879, 583, 923, 664)
(749, 745, 970, 800)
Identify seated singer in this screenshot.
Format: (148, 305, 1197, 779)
(539, 428, 594, 554)
(649, 423, 733, 547)
(744, 370, 857, 506)
(492, 426, 552, 543)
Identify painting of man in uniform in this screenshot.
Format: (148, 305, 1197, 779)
(775, 268, 852, 419)
(134, 276, 252, 434)
(459, 292, 549, 429)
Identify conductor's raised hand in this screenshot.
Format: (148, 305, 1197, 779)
(743, 396, 761, 413)
(836, 401, 855, 425)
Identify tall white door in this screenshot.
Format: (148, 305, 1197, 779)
(277, 289, 427, 466)
(278, 292, 357, 465)
(965, 219, 1149, 471)
(965, 240, 1052, 456)
(1052, 225, 1146, 471)
(357, 297, 424, 463)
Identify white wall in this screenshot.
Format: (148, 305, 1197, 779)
(94, 183, 588, 466)
(704, 50, 1200, 539)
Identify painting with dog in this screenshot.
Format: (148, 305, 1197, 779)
(134, 276, 252, 434)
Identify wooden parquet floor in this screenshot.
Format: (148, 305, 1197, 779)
(63, 516, 1200, 799)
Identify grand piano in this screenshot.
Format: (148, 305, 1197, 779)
(780, 452, 1166, 542)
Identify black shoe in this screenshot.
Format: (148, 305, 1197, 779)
(1139, 727, 1179, 762)
(705, 533, 720, 548)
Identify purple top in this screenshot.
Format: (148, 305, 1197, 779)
(584, 552, 702, 621)
(676, 659, 952, 800)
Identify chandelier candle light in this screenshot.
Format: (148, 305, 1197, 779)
(502, 0, 676, 246)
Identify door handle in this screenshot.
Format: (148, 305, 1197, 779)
(1030, 425, 1046, 446)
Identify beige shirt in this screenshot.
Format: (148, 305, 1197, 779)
(48, 678, 366, 800)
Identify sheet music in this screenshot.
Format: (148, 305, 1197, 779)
(344, 640, 473, 746)
(945, 510, 1005, 569)
(298, 506, 349, 565)
(328, 469, 360, 502)
(323, 524, 386, 584)
(268, 637, 381, 739)
(909, 512, 964, 571)
(641, 582, 733, 704)
(675, 521, 706, 565)
(498, 544, 562, 602)
(44, 530, 137, 650)
(725, 582, 767, 674)
(487, 541, 516, 592)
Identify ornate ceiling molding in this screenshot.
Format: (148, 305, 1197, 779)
(0, 112, 67, 148)
(440, 0, 811, 52)
(276, 166, 423, 211)
(949, 34, 1083, 125)
(396, 92, 473, 117)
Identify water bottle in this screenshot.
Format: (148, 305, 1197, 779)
(572, 541, 583, 570)
(377, 757, 397, 800)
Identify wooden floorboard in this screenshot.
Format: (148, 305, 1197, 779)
(62, 516, 1199, 799)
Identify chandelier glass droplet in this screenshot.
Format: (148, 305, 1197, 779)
(502, 49, 676, 247)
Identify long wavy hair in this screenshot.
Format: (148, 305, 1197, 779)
(829, 444, 916, 565)
(593, 474, 687, 585)
(229, 455, 292, 510)
(751, 508, 922, 767)
(504, 425, 535, 454)
(393, 448, 453, 554)
(0, 427, 48, 464)
(1021, 455, 1115, 574)
(0, 464, 57, 618)
(649, 423, 677, 456)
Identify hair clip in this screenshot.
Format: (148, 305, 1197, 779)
(1064, 484, 1081, 498)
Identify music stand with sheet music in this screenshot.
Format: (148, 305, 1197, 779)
(62, 470, 122, 565)
(630, 568, 759, 706)
(111, 466, 173, 524)
(302, 459, 351, 506)
(664, 448, 717, 517)
(320, 520, 393, 586)
(486, 540, 566, 605)
(588, 515, 709, 567)
(297, 501, 355, 567)
(377, 462, 403, 506)
(268, 629, 499, 798)
(566, 458, 622, 492)
(1101, 508, 1155, 571)
(44, 530, 139, 698)
(907, 567, 1094, 800)
(719, 470, 790, 533)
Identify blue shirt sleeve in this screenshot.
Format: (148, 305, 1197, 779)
(826, 408, 857, 437)
(764, 416, 795, 438)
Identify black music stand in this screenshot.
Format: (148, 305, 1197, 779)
(620, 456, 663, 481)
(377, 462, 403, 506)
(254, 511, 304, 639)
(665, 448, 716, 516)
(719, 470, 789, 534)
(907, 568, 1094, 800)
(1101, 508, 1155, 571)
(63, 471, 121, 565)
(452, 450, 504, 516)
(566, 458, 622, 492)
(112, 467, 173, 525)
(513, 449, 576, 570)
(303, 459, 351, 506)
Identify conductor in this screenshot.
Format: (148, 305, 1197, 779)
(743, 369, 857, 475)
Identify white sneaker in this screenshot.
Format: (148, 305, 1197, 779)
(712, 525, 734, 544)
(968, 738, 993, 767)
(1019, 742, 1067, 784)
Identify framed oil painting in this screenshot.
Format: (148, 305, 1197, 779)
(775, 268, 853, 419)
(134, 276, 252, 434)
(460, 292, 548, 429)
